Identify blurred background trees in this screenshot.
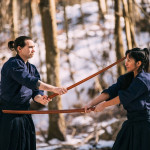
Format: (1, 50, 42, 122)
(0, 0, 150, 143)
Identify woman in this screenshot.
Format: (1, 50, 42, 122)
(0, 36, 67, 150)
(85, 48, 150, 150)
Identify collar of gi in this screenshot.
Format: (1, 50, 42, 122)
(16, 54, 29, 65)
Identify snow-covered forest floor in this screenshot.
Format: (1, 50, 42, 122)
(35, 106, 127, 150)
(0, 0, 150, 149)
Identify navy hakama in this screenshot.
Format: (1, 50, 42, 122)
(0, 111, 36, 150)
(112, 110, 150, 150)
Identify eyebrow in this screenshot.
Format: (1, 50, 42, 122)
(28, 45, 35, 48)
(126, 57, 131, 61)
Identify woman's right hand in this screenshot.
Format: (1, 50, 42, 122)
(53, 87, 68, 95)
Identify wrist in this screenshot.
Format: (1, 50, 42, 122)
(51, 86, 57, 93)
(87, 101, 93, 107)
(34, 95, 41, 102)
(103, 101, 107, 108)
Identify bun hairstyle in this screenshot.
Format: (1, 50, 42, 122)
(8, 41, 15, 51)
(125, 47, 149, 73)
(8, 36, 31, 52)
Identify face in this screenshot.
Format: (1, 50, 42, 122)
(125, 54, 140, 73)
(18, 40, 35, 62)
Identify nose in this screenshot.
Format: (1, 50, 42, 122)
(125, 61, 128, 67)
(32, 48, 35, 53)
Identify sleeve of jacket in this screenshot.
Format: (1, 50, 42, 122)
(10, 60, 39, 90)
(118, 77, 148, 108)
(102, 75, 125, 100)
(31, 66, 44, 100)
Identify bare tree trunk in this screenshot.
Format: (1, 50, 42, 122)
(79, 0, 85, 29)
(31, 0, 39, 17)
(128, 0, 137, 47)
(0, 0, 2, 32)
(122, 0, 137, 48)
(39, 0, 66, 141)
(122, 0, 132, 49)
(27, 0, 32, 37)
(96, 0, 105, 21)
(141, 0, 147, 12)
(31, 0, 40, 34)
(12, 0, 19, 39)
(0, 0, 12, 33)
(132, 0, 141, 23)
(114, 0, 125, 76)
(31, 0, 44, 82)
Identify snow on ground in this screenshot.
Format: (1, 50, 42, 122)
(96, 140, 114, 149)
(70, 115, 93, 126)
(35, 115, 118, 150)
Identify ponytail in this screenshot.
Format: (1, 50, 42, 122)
(143, 48, 149, 72)
(8, 41, 15, 51)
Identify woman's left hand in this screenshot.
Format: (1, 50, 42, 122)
(34, 95, 51, 105)
(94, 102, 105, 112)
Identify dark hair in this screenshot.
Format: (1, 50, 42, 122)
(8, 36, 31, 52)
(125, 47, 149, 73)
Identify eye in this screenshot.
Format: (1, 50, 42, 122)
(29, 46, 34, 49)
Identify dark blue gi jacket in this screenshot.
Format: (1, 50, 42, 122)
(0, 54, 43, 109)
(103, 70, 150, 112)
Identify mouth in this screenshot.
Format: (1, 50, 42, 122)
(30, 53, 34, 57)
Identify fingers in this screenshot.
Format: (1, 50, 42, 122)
(42, 95, 47, 99)
(84, 106, 92, 113)
(46, 99, 52, 103)
(43, 95, 52, 102)
(85, 109, 91, 113)
(60, 87, 67, 95)
(56, 87, 68, 95)
(42, 97, 49, 105)
(41, 95, 52, 105)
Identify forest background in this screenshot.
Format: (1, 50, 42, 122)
(0, 0, 150, 149)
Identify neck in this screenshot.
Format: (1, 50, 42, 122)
(18, 54, 28, 64)
(133, 70, 139, 78)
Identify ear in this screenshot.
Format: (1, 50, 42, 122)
(17, 46, 22, 52)
(136, 61, 142, 67)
